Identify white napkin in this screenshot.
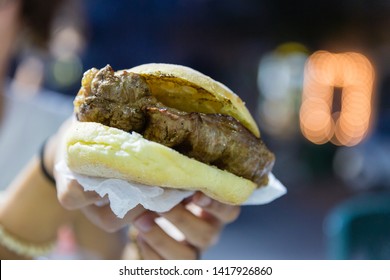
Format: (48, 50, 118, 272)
(56, 161, 286, 218)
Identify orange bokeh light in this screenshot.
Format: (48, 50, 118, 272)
(300, 51, 375, 146)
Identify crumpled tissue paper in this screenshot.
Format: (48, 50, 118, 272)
(56, 161, 286, 219)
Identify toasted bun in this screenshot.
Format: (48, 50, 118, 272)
(127, 63, 260, 137)
(65, 121, 257, 205)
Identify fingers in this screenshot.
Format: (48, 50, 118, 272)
(192, 192, 241, 223)
(131, 193, 241, 259)
(55, 169, 149, 233)
(133, 211, 198, 260)
(136, 235, 162, 260)
(55, 175, 135, 232)
(81, 204, 146, 233)
(56, 177, 101, 210)
(136, 235, 199, 260)
(160, 203, 222, 250)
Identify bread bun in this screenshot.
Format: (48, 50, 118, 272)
(65, 121, 257, 205)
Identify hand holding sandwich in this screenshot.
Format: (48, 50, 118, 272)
(47, 118, 240, 259)
(54, 157, 240, 259)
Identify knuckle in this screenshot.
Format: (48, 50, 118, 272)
(99, 213, 122, 233)
(57, 191, 78, 210)
(196, 225, 220, 249)
(222, 205, 241, 223)
(101, 223, 119, 233)
(227, 206, 241, 222)
(208, 201, 241, 223)
(56, 179, 81, 210)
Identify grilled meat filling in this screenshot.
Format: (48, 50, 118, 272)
(74, 65, 275, 186)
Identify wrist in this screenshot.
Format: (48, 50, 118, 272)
(40, 136, 57, 184)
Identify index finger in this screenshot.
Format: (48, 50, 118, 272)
(56, 177, 102, 210)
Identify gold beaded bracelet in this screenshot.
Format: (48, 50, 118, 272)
(0, 224, 56, 258)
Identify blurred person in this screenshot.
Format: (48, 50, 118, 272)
(0, 0, 127, 260)
(0, 0, 241, 260)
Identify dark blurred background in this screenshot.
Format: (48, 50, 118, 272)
(2, 0, 390, 259)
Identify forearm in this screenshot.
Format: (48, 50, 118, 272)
(0, 156, 72, 259)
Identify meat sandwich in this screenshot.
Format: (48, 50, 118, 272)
(65, 63, 275, 205)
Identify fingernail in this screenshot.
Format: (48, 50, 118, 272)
(194, 194, 212, 207)
(134, 214, 155, 233)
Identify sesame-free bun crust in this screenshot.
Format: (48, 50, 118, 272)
(65, 121, 257, 205)
(127, 63, 260, 137)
